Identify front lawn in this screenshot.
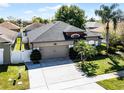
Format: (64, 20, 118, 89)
(77, 54, 124, 76)
(85, 56, 113, 75)
(0, 64, 29, 90)
(97, 77, 124, 90)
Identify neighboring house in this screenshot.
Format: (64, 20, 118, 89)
(27, 21, 102, 59)
(0, 26, 18, 64)
(85, 22, 102, 30)
(24, 23, 44, 33)
(85, 31, 102, 45)
(0, 21, 20, 32)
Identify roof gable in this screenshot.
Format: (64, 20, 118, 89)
(34, 21, 66, 42)
(27, 22, 55, 42)
(0, 22, 20, 31)
(25, 23, 44, 31)
(0, 26, 18, 43)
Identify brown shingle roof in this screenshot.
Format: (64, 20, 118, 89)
(0, 35, 11, 42)
(0, 21, 20, 32)
(0, 26, 18, 43)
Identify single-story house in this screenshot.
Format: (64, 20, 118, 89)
(24, 22, 44, 32)
(0, 21, 20, 32)
(27, 21, 102, 59)
(85, 22, 102, 30)
(85, 31, 102, 45)
(0, 26, 18, 64)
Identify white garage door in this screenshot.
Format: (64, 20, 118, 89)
(0, 49, 4, 64)
(40, 45, 69, 59)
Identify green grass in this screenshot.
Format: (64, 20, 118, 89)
(84, 56, 113, 75)
(78, 54, 124, 75)
(14, 38, 25, 51)
(97, 77, 124, 90)
(114, 55, 124, 66)
(89, 57, 113, 75)
(0, 64, 29, 90)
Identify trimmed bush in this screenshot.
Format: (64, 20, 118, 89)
(77, 61, 99, 76)
(96, 45, 107, 55)
(69, 47, 79, 60)
(30, 49, 42, 63)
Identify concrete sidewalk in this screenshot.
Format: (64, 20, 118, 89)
(48, 70, 124, 90)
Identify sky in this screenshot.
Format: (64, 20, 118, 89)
(0, 3, 124, 21)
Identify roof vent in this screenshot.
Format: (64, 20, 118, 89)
(71, 33, 80, 38)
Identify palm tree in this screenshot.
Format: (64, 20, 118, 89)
(74, 40, 85, 60)
(95, 4, 120, 51)
(74, 40, 97, 61)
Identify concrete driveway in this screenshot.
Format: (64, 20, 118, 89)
(26, 58, 105, 90)
(41, 58, 84, 85)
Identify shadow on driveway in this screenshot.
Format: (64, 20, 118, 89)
(41, 58, 72, 68)
(25, 57, 73, 70)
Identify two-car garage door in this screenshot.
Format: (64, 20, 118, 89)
(40, 45, 69, 59)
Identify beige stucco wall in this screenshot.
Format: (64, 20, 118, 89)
(0, 43, 11, 64)
(31, 41, 73, 59)
(32, 41, 73, 48)
(86, 36, 99, 41)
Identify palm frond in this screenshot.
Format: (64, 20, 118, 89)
(110, 3, 119, 10)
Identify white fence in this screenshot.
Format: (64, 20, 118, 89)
(11, 50, 32, 64)
(0, 49, 3, 64)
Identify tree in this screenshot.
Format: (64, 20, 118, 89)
(88, 17, 96, 22)
(16, 19, 22, 27)
(7, 16, 17, 24)
(95, 4, 121, 51)
(109, 32, 121, 46)
(55, 5, 86, 29)
(115, 9, 123, 22)
(32, 16, 43, 23)
(74, 40, 97, 61)
(22, 21, 31, 27)
(0, 18, 4, 23)
(43, 19, 49, 24)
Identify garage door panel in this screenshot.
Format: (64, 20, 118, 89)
(41, 46, 68, 59)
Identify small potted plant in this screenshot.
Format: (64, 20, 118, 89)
(30, 49, 42, 64)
